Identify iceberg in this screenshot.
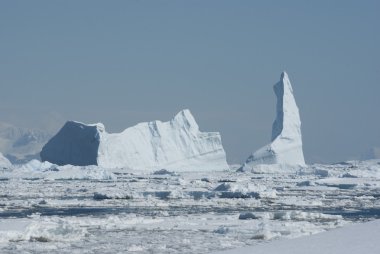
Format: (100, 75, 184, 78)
(0, 152, 11, 168)
(361, 147, 380, 160)
(40, 109, 229, 171)
(242, 72, 305, 168)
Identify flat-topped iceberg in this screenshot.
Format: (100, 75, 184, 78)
(41, 109, 229, 171)
(242, 72, 305, 169)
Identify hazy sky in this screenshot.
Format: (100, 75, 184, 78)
(1, 1, 379, 164)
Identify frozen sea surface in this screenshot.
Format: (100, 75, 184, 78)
(214, 219, 380, 254)
(0, 160, 380, 253)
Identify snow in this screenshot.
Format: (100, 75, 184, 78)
(242, 72, 305, 169)
(213, 219, 380, 254)
(0, 152, 11, 168)
(41, 109, 229, 171)
(0, 216, 87, 243)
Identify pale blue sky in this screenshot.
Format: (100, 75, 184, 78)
(0, 0, 379, 163)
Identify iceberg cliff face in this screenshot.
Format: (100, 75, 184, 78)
(41, 110, 229, 171)
(40, 122, 103, 166)
(243, 72, 305, 168)
(0, 152, 11, 168)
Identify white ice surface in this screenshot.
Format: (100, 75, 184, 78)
(1, 159, 116, 180)
(0, 216, 86, 243)
(214, 219, 380, 254)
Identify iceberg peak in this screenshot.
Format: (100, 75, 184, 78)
(280, 71, 288, 79)
(172, 109, 199, 131)
(66, 121, 105, 132)
(271, 71, 299, 141)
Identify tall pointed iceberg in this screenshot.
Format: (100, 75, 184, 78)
(243, 72, 305, 168)
(40, 109, 229, 171)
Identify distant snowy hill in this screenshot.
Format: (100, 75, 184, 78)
(41, 109, 229, 171)
(0, 122, 52, 163)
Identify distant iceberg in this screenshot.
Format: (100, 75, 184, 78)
(242, 72, 305, 169)
(0, 152, 11, 168)
(361, 147, 380, 160)
(41, 110, 229, 171)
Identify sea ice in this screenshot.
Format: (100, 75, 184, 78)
(1, 159, 116, 180)
(213, 219, 380, 254)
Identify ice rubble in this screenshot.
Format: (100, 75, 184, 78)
(1, 159, 116, 180)
(41, 109, 229, 171)
(0, 158, 379, 253)
(0, 216, 87, 243)
(0, 152, 11, 168)
(242, 72, 305, 169)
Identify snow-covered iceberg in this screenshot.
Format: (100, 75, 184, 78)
(40, 109, 229, 171)
(0, 152, 11, 168)
(242, 72, 305, 169)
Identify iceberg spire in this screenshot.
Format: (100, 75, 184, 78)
(271, 71, 302, 142)
(243, 72, 305, 168)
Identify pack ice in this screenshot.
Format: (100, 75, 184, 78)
(40, 109, 229, 171)
(242, 72, 305, 168)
